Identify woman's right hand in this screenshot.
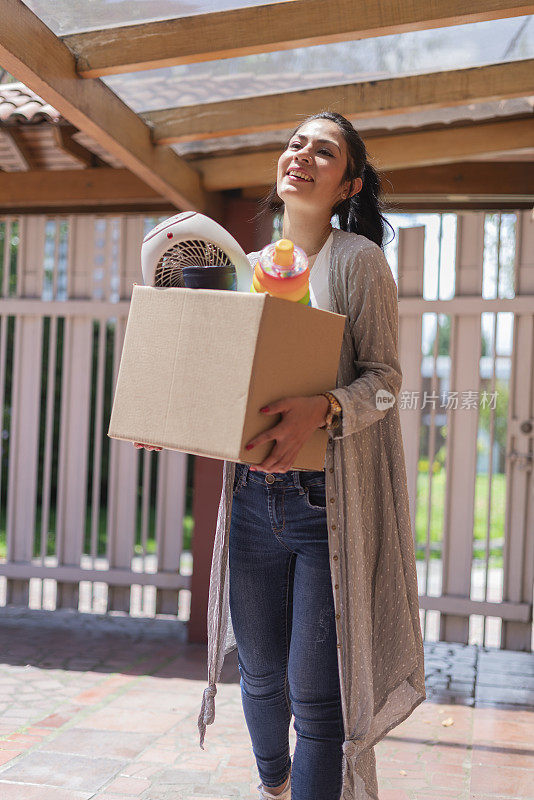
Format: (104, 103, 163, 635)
(133, 442, 162, 451)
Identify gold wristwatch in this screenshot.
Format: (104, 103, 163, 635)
(320, 391, 342, 431)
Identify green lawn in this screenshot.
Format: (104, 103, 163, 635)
(415, 470, 505, 565)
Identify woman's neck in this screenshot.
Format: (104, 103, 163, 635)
(282, 208, 332, 259)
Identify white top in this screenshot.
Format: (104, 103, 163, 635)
(308, 230, 333, 311)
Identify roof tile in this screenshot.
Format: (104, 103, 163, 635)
(0, 82, 61, 124)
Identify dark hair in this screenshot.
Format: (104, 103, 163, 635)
(255, 111, 395, 249)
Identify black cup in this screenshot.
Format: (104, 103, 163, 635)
(181, 265, 237, 291)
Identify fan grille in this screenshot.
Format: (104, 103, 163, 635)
(154, 239, 234, 288)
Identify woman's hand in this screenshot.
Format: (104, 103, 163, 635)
(245, 395, 329, 473)
(133, 442, 162, 452)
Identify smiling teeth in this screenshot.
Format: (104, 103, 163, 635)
(288, 170, 313, 181)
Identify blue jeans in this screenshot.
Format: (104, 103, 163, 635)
(229, 463, 344, 800)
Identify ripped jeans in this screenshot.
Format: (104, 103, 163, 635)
(229, 462, 344, 800)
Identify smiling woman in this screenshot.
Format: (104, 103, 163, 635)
(198, 112, 426, 800)
(262, 112, 395, 253)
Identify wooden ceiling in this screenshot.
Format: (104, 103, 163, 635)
(0, 0, 533, 214)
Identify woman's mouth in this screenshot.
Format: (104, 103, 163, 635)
(286, 169, 313, 183)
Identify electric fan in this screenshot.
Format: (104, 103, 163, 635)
(141, 211, 253, 292)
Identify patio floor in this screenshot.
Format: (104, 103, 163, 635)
(0, 606, 533, 800)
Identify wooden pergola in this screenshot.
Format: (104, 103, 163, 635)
(1, 0, 533, 217)
(1, 1, 534, 645)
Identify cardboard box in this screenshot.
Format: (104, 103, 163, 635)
(108, 285, 346, 471)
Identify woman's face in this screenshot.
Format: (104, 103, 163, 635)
(276, 119, 360, 215)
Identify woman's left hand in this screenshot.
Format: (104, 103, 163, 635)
(245, 395, 329, 473)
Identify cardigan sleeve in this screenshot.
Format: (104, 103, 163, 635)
(327, 243, 402, 439)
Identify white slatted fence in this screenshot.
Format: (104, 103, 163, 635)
(0, 214, 191, 620)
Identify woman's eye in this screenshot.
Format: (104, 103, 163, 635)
(288, 143, 332, 156)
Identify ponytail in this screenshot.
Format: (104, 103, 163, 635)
(333, 161, 394, 249)
(254, 111, 395, 250)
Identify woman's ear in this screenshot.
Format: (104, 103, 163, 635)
(341, 177, 362, 200)
(348, 177, 363, 198)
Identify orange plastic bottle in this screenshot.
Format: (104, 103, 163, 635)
(250, 239, 311, 305)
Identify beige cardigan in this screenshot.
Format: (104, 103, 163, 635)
(197, 227, 426, 800)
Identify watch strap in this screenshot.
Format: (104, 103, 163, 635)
(320, 391, 342, 431)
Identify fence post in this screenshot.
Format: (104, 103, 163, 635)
(5, 217, 45, 605)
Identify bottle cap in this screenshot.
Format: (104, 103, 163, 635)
(274, 239, 294, 267)
(258, 239, 308, 281)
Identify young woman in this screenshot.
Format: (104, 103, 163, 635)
(139, 110, 426, 800)
(196, 111, 426, 800)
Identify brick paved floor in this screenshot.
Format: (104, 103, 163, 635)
(0, 606, 533, 800)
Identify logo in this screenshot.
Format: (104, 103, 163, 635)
(375, 389, 395, 410)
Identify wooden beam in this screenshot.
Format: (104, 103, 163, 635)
(1, 127, 34, 170)
(1, 163, 531, 215)
(366, 117, 534, 170)
(52, 124, 104, 168)
(146, 59, 534, 144)
(246, 196, 531, 212)
(62, 0, 534, 78)
(242, 162, 534, 200)
(0, 0, 212, 212)
(1, 202, 175, 215)
(391, 200, 532, 210)
(0, 167, 166, 209)
(242, 161, 534, 209)
(196, 118, 534, 190)
(383, 161, 534, 199)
